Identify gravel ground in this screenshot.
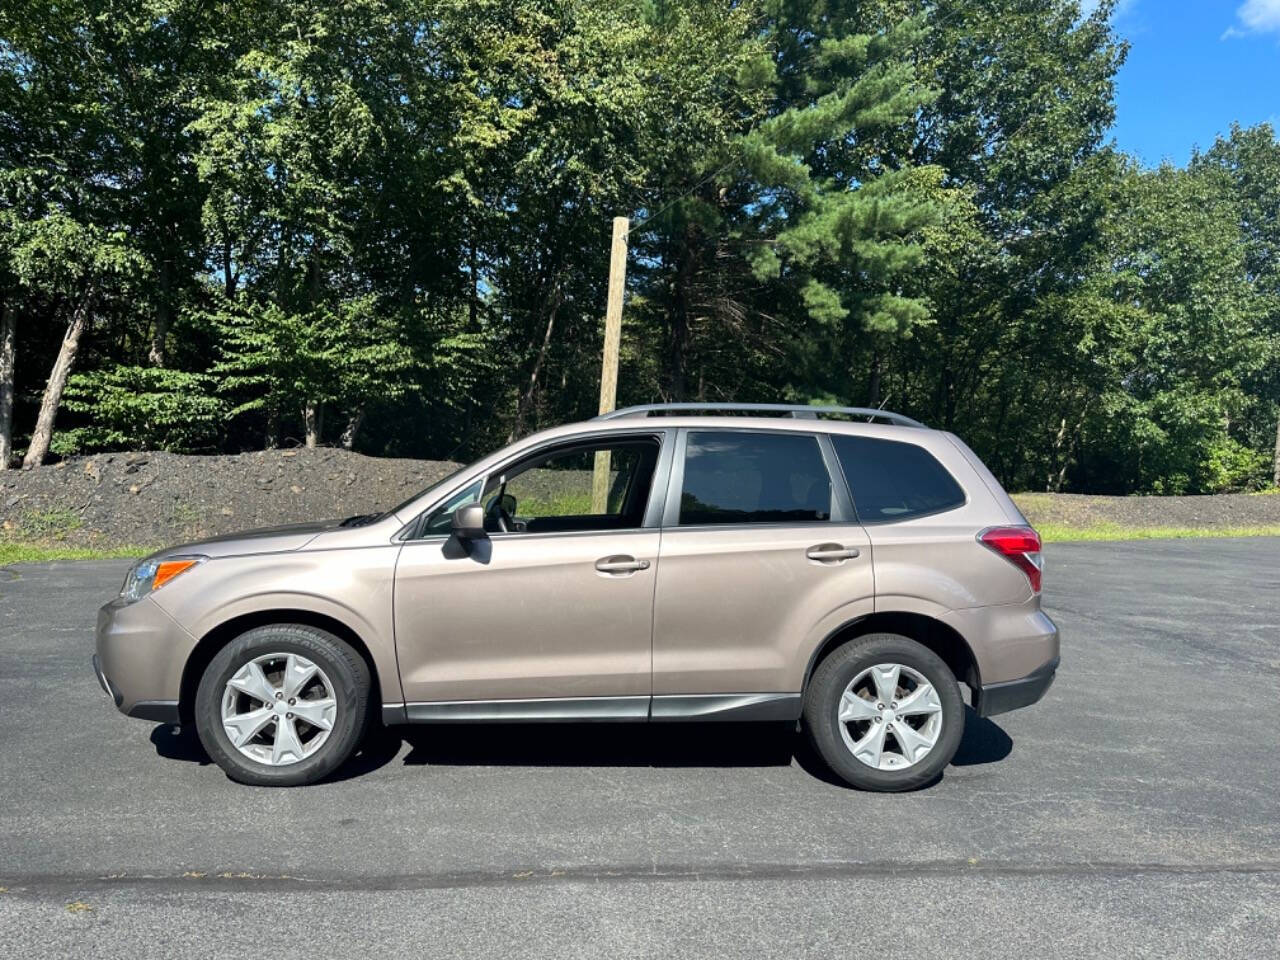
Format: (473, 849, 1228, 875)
(0, 450, 459, 548)
(1, 449, 1278, 549)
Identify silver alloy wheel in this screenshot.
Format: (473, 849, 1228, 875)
(220, 653, 337, 766)
(837, 662, 943, 771)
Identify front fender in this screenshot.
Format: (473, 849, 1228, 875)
(150, 546, 403, 702)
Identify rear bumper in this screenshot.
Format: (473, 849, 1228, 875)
(975, 655, 1059, 718)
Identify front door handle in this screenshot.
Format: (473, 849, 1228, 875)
(595, 555, 651, 574)
(806, 543, 861, 563)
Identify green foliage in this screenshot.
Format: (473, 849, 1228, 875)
(53, 367, 225, 455)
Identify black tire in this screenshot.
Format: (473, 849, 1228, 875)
(195, 624, 373, 787)
(803, 632, 964, 792)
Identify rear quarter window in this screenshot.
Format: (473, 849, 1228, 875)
(832, 435, 965, 522)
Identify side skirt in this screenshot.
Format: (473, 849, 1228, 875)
(386, 693, 802, 726)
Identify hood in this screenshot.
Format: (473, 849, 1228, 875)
(149, 518, 351, 560)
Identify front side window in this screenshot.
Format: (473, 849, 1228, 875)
(482, 437, 661, 534)
(832, 435, 965, 522)
(421, 479, 484, 535)
(678, 431, 832, 526)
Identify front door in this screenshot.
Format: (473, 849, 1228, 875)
(393, 433, 666, 716)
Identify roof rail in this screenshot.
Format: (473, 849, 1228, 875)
(595, 403, 926, 428)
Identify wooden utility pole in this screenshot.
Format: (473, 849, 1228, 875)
(592, 216, 629, 512)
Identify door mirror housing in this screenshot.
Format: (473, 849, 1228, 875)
(451, 503, 487, 541)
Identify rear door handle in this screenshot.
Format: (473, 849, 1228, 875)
(595, 555, 651, 575)
(806, 543, 861, 563)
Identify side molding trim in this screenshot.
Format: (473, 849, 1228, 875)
(394, 693, 804, 724)
(404, 696, 650, 723)
(650, 693, 802, 722)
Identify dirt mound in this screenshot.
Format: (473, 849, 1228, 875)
(1011, 490, 1280, 531)
(1, 449, 459, 549)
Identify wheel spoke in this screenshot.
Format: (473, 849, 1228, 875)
(271, 715, 306, 765)
(888, 720, 935, 764)
(228, 661, 277, 705)
(838, 691, 880, 723)
(223, 706, 274, 747)
(895, 682, 942, 717)
(282, 654, 319, 700)
(290, 697, 336, 731)
(851, 721, 888, 767)
(871, 664, 901, 705)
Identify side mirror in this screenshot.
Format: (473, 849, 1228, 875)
(450, 502, 487, 541)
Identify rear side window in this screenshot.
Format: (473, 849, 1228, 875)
(832, 435, 965, 522)
(679, 431, 832, 525)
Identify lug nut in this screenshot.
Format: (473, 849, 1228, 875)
(890, 701, 898, 709)
(288, 698, 296, 706)
(286, 712, 293, 719)
(874, 717, 882, 724)
(275, 692, 283, 700)
(876, 702, 884, 710)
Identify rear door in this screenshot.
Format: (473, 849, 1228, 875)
(651, 428, 873, 706)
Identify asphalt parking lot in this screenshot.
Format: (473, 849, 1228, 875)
(2, 538, 1278, 958)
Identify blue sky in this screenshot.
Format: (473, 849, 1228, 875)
(1094, 0, 1280, 166)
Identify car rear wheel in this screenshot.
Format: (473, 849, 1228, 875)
(194, 624, 373, 786)
(803, 632, 964, 792)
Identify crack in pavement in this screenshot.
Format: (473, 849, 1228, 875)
(4, 859, 1280, 895)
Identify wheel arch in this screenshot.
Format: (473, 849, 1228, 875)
(802, 611, 981, 698)
(179, 610, 381, 725)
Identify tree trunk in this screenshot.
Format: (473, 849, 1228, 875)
(265, 400, 279, 450)
(508, 291, 562, 442)
(0, 299, 15, 470)
(23, 291, 93, 468)
(340, 407, 364, 450)
(303, 400, 322, 449)
(148, 259, 172, 366)
(867, 348, 882, 407)
(668, 227, 695, 402)
(1273, 410, 1280, 488)
(468, 228, 479, 330)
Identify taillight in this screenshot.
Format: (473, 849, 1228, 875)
(978, 526, 1043, 593)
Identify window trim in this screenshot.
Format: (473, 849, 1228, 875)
(828, 433, 969, 525)
(661, 427, 853, 529)
(403, 429, 673, 542)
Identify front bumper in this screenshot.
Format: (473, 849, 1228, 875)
(94, 596, 189, 725)
(975, 655, 1059, 718)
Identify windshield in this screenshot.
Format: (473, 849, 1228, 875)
(385, 461, 473, 521)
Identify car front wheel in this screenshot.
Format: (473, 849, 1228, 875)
(194, 624, 373, 786)
(803, 632, 964, 792)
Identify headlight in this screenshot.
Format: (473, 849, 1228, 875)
(121, 554, 207, 603)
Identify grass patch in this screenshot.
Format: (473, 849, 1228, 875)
(1037, 523, 1280, 543)
(18, 507, 84, 540)
(0, 542, 152, 565)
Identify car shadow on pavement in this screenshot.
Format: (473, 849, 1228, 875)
(393, 707, 1013, 780)
(150, 723, 211, 765)
(951, 707, 1014, 767)
(397, 721, 800, 769)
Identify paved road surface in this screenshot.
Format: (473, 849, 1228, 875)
(1, 539, 1278, 957)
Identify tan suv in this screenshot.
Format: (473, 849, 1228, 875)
(93, 404, 1058, 791)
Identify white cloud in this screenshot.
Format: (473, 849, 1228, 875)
(1223, 0, 1280, 38)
